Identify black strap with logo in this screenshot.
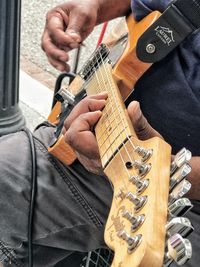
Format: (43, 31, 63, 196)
(136, 0, 200, 63)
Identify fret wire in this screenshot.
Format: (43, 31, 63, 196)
(93, 63, 131, 186)
(97, 52, 136, 179)
(97, 119, 128, 144)
(89, 59, 138, 163)
(101, 127, 129, 157)
(96, 108, 124, 132)
(89, 51, 131, 192)
(88, 54, 117, 192)
(94, 72, 129, 161)
(86, 66, 117, 151)
(98, 64, 132, 145)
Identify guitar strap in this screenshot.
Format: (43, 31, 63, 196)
(136, 0, 200, 63)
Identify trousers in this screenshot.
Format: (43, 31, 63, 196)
(0, 123, 199, 267)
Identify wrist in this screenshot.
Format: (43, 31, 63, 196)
(96, 0, 131, 24)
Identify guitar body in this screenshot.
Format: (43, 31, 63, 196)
(47, 11, 161, 165)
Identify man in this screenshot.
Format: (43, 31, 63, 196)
(0, 0, 199, 266)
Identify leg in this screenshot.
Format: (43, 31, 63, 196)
(0, 124, 113, 266)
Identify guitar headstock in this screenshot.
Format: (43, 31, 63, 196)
(104, 138, 193, 267)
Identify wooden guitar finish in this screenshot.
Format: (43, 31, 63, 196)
(85, 62, 171, 266)
(48, 11, 161, 165)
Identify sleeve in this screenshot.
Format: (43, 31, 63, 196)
(131, 0, 172, 21)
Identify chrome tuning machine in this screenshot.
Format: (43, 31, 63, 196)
(170, 164, 191, 191)
(163, 233, 192, 267)
(134, 146, 153, 162)
(168, 198, 193, 218)
(169, 179, 191, 205)
(166, 217, 194, 238)
(171, 148, 192, 175)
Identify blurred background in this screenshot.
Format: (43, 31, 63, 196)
(20, 0, 116, 90)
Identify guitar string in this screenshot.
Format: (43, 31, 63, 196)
(78, 46, 140, 166)
(96, 48, 148, 187)
(90, 48, 133, 194)
(83, 46, 132, 197)
(87, 48, 133, 215)
(94, 51, 141, 213)
(97, 50, 137, 172)
(85, 45, 141, 197)
(88, 50, 131, 207)
(88, 52, 120, 193)
(95, 55, 149, 221)
(66, 45, 140, 192)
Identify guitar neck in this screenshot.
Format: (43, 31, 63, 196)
(85, 62, 137, 168)
(85, 61, 172, 267)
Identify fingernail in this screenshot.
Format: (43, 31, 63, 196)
(69, 42, 80, 49)
(66, 30, 81, 42)
(59, 56, 68, 62)
(68, 32, 81, 42)
(57, 65, 64, 72)
(98, 91, 108, 96)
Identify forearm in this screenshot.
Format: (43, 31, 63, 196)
(185, 156, 200, 200)
(96, 0, 131, 24)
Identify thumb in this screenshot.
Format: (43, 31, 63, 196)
(66, 9, 96, 44)
(65, 17, 82, 43)
(127, 101, 163, 140)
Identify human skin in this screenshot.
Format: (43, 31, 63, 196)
(41, 0, 131, 71)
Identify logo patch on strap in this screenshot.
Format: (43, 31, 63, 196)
(155, 26, 175, 46)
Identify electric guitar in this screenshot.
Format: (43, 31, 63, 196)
(48, 11, 161, 165)
(48, 11, 193, 267)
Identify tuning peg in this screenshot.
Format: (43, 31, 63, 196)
(122, 210, 145, 231)
(117, 230, 142, 254)
(163, 233, 192, 266)
(166, 217, 194, 238)
(132, 160, 151, 177)
(171, 148, 192, 175)
(134, 146, 153, 162)
(168, 198, 193, 218)
(129, 175, 149, 194)
(170, 164, 191, 191)
(126, 192, 147, 212)
(169, 179, 191, 205)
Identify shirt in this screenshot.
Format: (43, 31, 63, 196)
(130, 0, 200, 155)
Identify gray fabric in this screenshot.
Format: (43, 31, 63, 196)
(0, 124, 113, 266)
(0, 123, 199, 266)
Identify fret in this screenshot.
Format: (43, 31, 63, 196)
(97, 119, 128, 145)
(98, 126, 128, 153)
(100, 126, 129, 157)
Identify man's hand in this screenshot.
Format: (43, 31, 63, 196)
(41, 0, 99, 72)
(41, 0, 131, 72)
(62, 93, 108, 174)
(62, 95, 161, 174)
(127, 101, 163, 140)
(63, 94, 200, 200)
